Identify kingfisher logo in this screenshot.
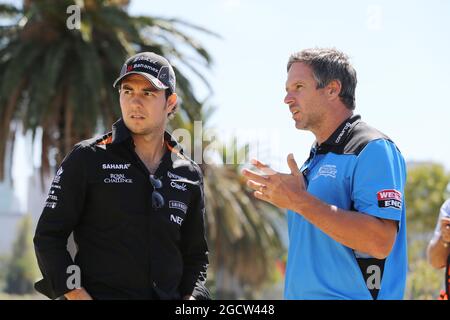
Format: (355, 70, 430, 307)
(377, 189, 402, 209)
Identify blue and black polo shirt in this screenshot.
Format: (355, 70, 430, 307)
(284, 115, 407, 300)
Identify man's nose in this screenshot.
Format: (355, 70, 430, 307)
(130, 95, 144, 107)
(284, 92, 294, 105)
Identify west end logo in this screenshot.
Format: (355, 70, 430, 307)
(377, 189, 402, 209)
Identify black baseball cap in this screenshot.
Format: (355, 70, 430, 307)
(113, 52, 176, 94)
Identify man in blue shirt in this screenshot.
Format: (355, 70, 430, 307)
(242, 48, 407, 299)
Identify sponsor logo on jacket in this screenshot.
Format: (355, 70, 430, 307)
(170, 214, 184, 226)
(104, 173, 133, 184)
(335, 122, 352, 144)
(53, 167, 64, 184)
(170, 181, 187, 191)
(45, 202, 57, 209)
(169, 201, 188, 214)
(102, 163, 131, 170)
(167, 171, 186, 180)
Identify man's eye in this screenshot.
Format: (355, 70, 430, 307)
(123, 89, 131, 94)
(296, 84, 303, 90)
(144, 91, 154, 96)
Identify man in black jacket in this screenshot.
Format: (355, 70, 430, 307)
(33, 52, 209, 300)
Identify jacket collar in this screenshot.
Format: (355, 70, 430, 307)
(111, 118, 183, 153)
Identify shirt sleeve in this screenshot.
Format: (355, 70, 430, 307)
(178, 168, 210, 300)
(33, 145, 88, 299)
(351, 139, 407, 225)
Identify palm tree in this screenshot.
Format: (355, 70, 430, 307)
(0, 0, 214, 180)
(0, 0, 286, 298)
(204, 143, 286, 299)
(181, 126, 286, 298)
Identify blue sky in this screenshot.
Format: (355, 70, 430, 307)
(4, 0, 450, 210)
(129, 0, 450, 171)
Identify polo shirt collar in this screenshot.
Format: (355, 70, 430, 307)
(320, 114, 361, 147)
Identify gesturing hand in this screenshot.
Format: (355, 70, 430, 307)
(242, 154, 306, 210)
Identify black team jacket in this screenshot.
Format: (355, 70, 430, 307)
(33, 118, 210, 300)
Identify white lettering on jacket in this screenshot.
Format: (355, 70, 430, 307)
(170, 181, 187, 192)
(104, 173, 133, 184)
(102, 163, 131, 170)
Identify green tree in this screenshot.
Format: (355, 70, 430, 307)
(5, 215, 40, 295)
(405, 238, 444, 300)
(0, 254, 7, 291)
(404, 163, 450, 300)
(405, 163, 450, 233)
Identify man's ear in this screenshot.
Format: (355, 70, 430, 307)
(166, 93, 178, 114)
(327, 80, 342, 100)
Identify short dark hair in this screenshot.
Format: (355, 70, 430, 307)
(287, 48, 357, 110)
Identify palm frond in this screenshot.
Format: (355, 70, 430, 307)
(0, 4, 21, 18)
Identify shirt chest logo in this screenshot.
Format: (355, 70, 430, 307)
(102, 163, 131, 170)
(104, 173, 133, 184)
(312, 164, 337, 180)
